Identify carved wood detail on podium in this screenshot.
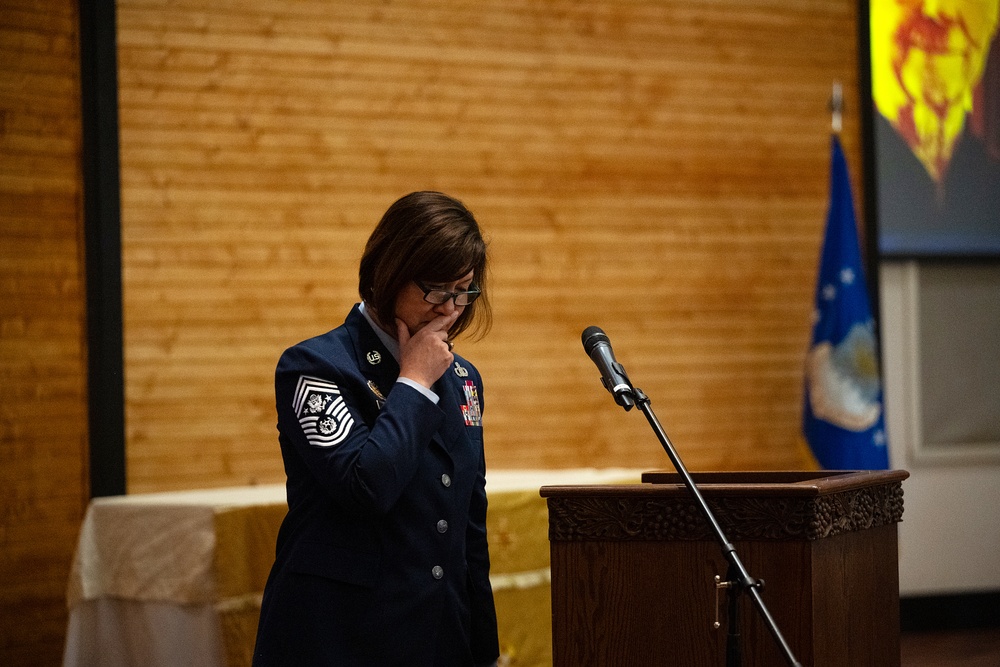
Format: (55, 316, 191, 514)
(546, 481, 904, 542)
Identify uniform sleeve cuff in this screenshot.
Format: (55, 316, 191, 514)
(396, 377, 440, 404)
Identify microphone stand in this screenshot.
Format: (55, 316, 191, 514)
(627, 386, 802, 667)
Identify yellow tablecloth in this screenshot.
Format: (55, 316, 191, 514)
(63, 468, 643, 667)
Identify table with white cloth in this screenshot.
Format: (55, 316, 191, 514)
(63, 468, 642, 667)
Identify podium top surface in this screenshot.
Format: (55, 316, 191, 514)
(539, 470, 909, 542)
(540, 469, 909, 498)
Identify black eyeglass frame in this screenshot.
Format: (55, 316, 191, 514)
(414, 280, 482, 306)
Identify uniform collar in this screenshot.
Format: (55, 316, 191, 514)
(347, 304, 399, 390)
(358, 301, 399, 363)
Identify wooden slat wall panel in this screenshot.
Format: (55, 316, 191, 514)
(118, 0, 864, 492)
(0, 0, 87, 662)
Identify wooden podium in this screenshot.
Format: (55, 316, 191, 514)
(540, 470, 909, 667)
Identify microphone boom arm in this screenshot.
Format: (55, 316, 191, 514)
(631, 386, 802, 667)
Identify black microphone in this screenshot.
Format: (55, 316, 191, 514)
(581, 326, 635, 410)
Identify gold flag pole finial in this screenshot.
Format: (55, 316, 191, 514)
(829, 81, 843, 134)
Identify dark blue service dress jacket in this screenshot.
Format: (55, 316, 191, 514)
(253, 305, 499, 666)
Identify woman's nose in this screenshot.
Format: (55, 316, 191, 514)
(433, 298, 458, 315)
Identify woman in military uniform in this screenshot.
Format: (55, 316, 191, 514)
(253, 191, 500, 666)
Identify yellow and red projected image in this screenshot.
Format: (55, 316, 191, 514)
(871, 0, 999, 183)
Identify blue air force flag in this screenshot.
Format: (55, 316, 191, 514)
(803, 136, 889, 470)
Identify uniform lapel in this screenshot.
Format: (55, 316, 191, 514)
(345, 306, 399, 407)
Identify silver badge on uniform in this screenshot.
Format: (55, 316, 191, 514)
(453, 362, 468, 377)
(366, 350, 382, 365)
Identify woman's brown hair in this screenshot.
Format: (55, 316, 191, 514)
(359, 191, 492, 341)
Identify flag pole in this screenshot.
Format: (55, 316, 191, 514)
(830, 81, 843, 134)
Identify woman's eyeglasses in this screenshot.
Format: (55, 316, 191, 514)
(415, 281, 481, 306)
